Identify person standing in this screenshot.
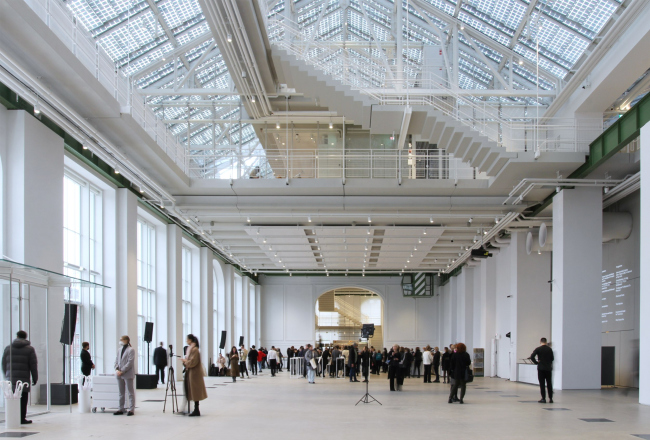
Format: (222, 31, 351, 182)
(304, 344, 316, 384)
(80, 341, 95, 380)
(413, 347, 422, 378)
(360, 346, 370, 382)
(530, 338, 554, 403)
(248, 346, 258, 375)
(331, 345, 341, 377)
(239, 345, 249, 378)
(268, 346, 278, 376)
(153, 342, 168, 385)
(422, 346, 433, 383)
(388, 345, 401, 391)
(348, 343, 359, 383)
(448, 343, 471, 404)
(1, 330, 38, 425)
(229, 347, 240, 382)
(180, 334, 207, 416)
(441, 347, 451, 384)
(432, 347, 441, 383)
(257, 348, 266, 373)
(114, 335, 136, 416)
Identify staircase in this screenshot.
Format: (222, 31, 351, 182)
(272, 46, 519, 177)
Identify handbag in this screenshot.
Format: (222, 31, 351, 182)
(465, 367, 474, 383)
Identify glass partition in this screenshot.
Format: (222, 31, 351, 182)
(0, 259, 108, 420)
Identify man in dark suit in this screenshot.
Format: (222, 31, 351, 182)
(348, 343, 359, 382)
(530, 337, 555, 403)
(153, 342, 168, 384)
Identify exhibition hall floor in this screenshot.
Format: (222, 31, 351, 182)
(3, 372, 650, 439)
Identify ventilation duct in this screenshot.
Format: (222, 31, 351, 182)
(602, 212, 633, 242)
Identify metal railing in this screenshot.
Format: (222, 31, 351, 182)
(25, 0, 187, 172)
(263, 13, 602, 154)
(334, 300, 370, 324)
(188, 149, 479, 180)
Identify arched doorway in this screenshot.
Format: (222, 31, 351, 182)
(315, 287, 384, 350)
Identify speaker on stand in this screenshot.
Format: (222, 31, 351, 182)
(239, 336, 244, 347)
(219, 331, 227, 354)
(136, 322, 158, 389)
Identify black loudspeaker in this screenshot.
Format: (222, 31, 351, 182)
(219, 331, 227, 350)
(60, 303, 78, 345)
(239, 336, 244, 347)
(143, 322, 154, 343)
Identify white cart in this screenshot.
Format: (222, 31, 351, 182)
(91, 375, 120, 413)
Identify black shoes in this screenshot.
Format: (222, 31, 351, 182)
(538, 399, 547, 403)
(549, 398, 554, 403)
(459, 400, 464, 404)
(188, 410, 200, 417)
(448, 398, 453, 404)
(127, 411, 134, 416)
(21, 419, 32, 424)
(433, 380, 440, 383)
(113, 411, 124, 415)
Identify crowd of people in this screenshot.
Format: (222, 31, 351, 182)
(1, 330, 554, 424)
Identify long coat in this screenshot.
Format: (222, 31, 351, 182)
(229, 354, 240, 377)
(1, 339, 38, 391)
(184, 346, 207, 402)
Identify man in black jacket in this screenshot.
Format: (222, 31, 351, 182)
(2, 331, 38, 424)
(248, 346, 258, 375)
(153, 342, 168, 384)
(530, 338, 554, 403)
(348, 343, 360, 382)
(80, 342, 95, 382)
(432, 347, 441, 382)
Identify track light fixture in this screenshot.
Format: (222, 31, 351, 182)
(33, 102, 41, 115)
(468, 218, 473, 223)
(423, 229, 427, 235)
(247, 216, 251, 222)
(276, 122, 280, 129)
(227, 33, 232, 43)
(430, 217, 434, 223)
(251, 96, 255, 103)
(82, 143, 89, 150)
(368, 216, 372, 223)
(308, 216, 312, 223)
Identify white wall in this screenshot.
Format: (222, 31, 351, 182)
(260, 276, 439, 352)
(602, 190, 640, 388)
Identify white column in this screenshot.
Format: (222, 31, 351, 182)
(115, 188, 138, 372)
(243, 277, 250, 346)
(464, 268, 475, 350)
(166, 225, 183, 379)
(223, 264, 235, 349)
(255, 285, 261, 347)
(552, 187, 602, 389)
(509, 232, 552, 382)
(4, 110, 64, 391)
(639, 123, 650, 404)
(199, 248, 213, 369)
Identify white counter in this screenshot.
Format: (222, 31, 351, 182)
(516, 363, 539, 385)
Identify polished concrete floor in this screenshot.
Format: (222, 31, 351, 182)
(3, 370, 650, 439)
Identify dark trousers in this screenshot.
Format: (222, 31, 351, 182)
(423, 364, 432, 383)
(388, 366, 398, 390)
(21, 390, 28, 421)
(156, 366, 165, 383)
(450, 378, 467, 401)
(249, 359, 257, 375)
(349, 365, 356, 381)
(269, 359, 277, 376)
(433, 363, 440, 381)
(538, 370, 553, 400)
(396, 368, 405, 386)
(239, 361, 248, 377)
(413, 363, 421, 377)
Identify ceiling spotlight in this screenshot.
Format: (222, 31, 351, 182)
(434, 259, 437, 263)
(468, 218, 473, 223)
(263, 238, 267, 243)
(327, 273, 330, 276)
(414, 246, 418, 251)
(33, 102, 41, 115)
(140, 188, 144, 193)
(274, 253, 278, 257)
(160, 203, 165, 209)
(423, 229, 427, 235)
(495, 217, 500, 224)
(430, 217, 434, 223)
(251, 96, 256, 103)
(279, 259, 282, 263)
(484, 230, 488, 235)
(82, 143, 89, 150)
(538, 250, 542, 255)
(247, 216, 251, 222)
(418, 238, 422, 244)
(460, 24, 465, 30)
(186, 218, 191, 222)
(367, 229, 371, 235)
(407, 260, 410, 263)
(308, 216, 312, 223)
(410, 253, 413, 258)
(365, 246, 368, 251)
(114, 169, 120, 174)
(329, 122, 333, 129)
(276, 122, 280, 129)
(518, 58, 524, 65)
(227, 33, 232, 43)
(362, 273, 365, 277)
(289, 272, 292, 276)
(315, 238, 319, 243)
(269, 246, 273, 251)
(368, 216, 372, 223)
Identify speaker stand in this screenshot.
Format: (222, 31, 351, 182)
(147, 341, 151, 375)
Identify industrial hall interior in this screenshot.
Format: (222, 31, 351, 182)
(1, 0, 650, 437)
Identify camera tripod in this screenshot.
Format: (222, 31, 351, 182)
(356, 357, 381, 406)
(164, 349, 179, 413)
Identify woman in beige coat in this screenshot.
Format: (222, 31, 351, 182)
(229, 347, 239, 382)
(181, 334, 207, 416)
